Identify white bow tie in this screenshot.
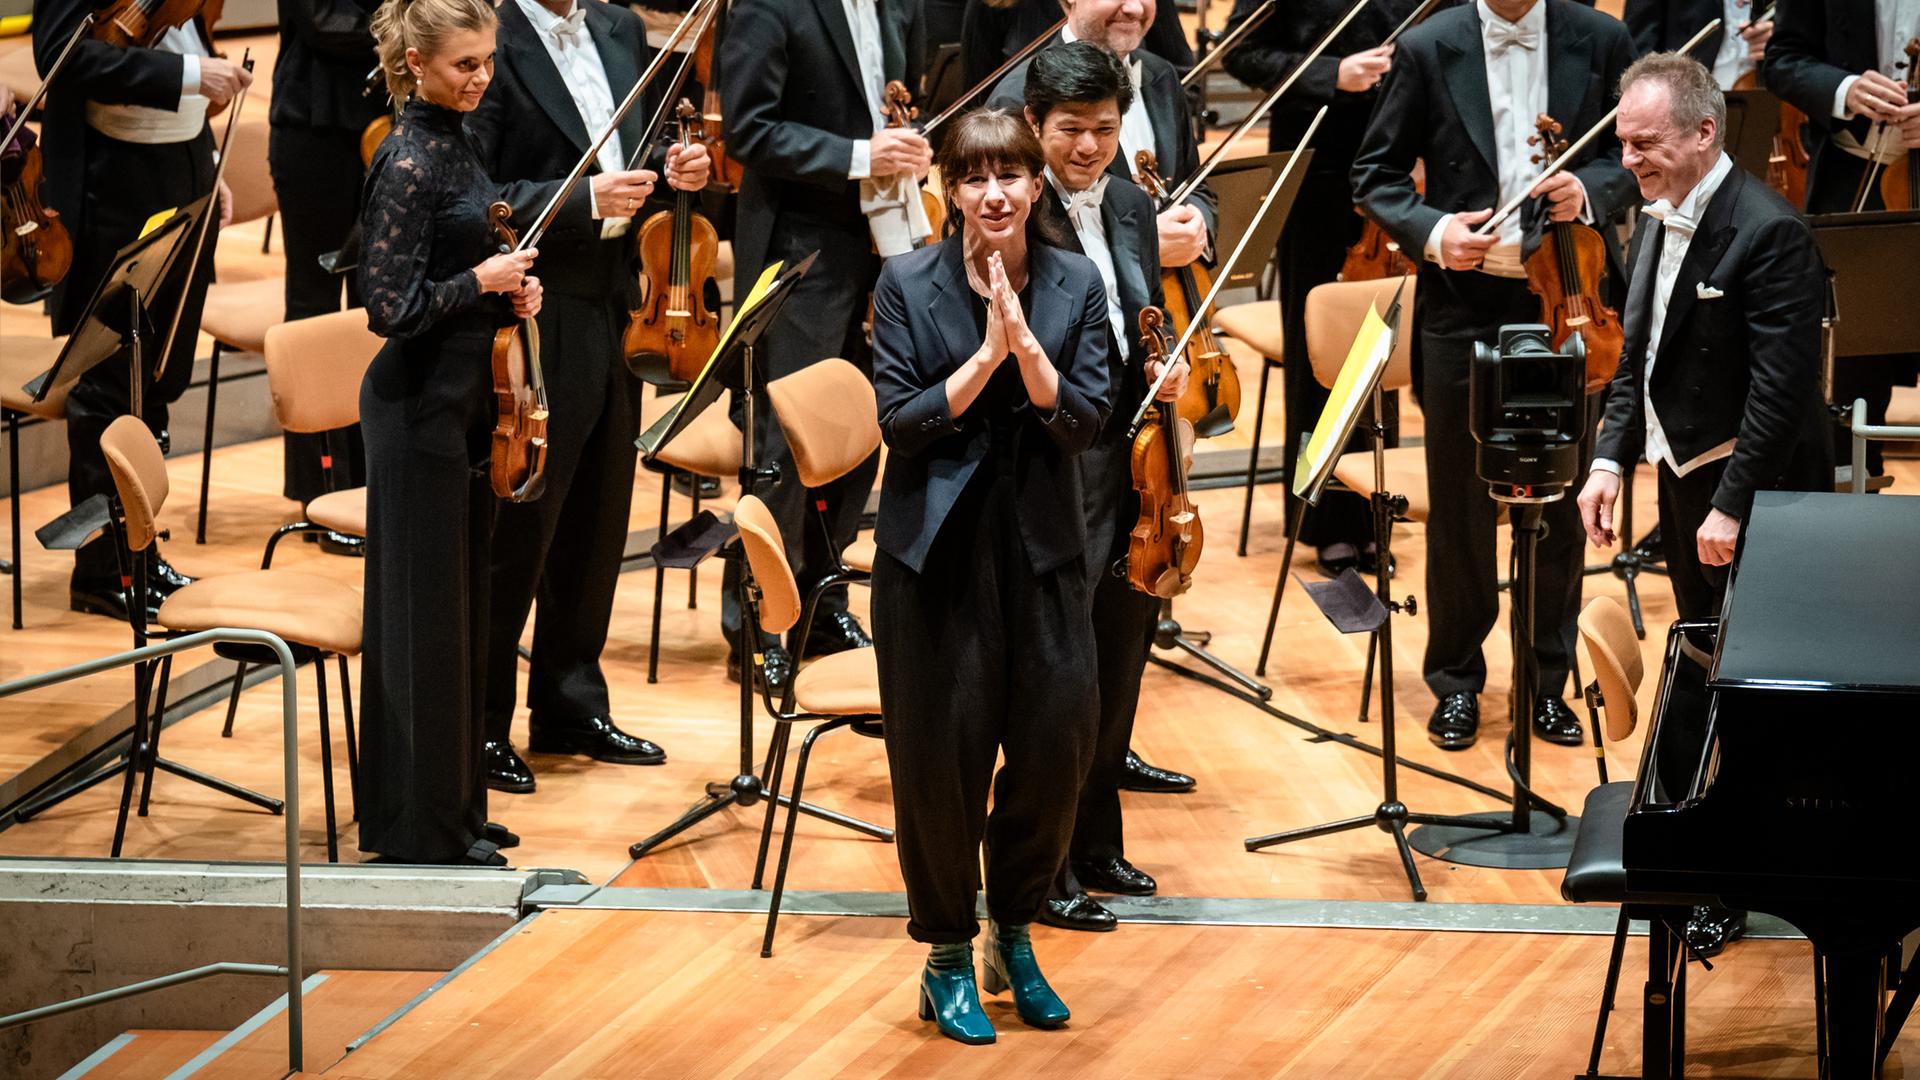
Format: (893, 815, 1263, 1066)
(1064, 175, 1109, 218)
(1485, 19, 1540, 55)
(1643, 200, 1696, 234)
(551, 9, 586, 44)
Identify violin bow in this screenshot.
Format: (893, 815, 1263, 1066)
(921, 15, 1067, 136)
(153, 47, 253, 381)
(1479, 17, 1723, 235)
(622, 0, 722, 171)
(518, 0, 718, 252)
(2, 14, 94, 153)
(1180, 0, 1274, 90)
(1127, 106, 1328, 439)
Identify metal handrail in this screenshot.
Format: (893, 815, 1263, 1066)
(0, 628, 304, 1074)
(1850, 397, 1920, 495)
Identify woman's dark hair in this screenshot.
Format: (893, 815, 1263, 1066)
(1023, 41, 1134, 126)
(933, 107, 1068, 245)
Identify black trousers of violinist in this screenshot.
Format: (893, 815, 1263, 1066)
(482, 284, 642, 743)
(873, 463, 1100, 945)
(58, 128, 218, 583)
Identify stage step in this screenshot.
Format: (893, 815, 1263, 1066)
(63, 970, 439, 1080)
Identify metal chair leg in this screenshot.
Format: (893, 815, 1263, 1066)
(111, 660, 153, 858)
(688, 482, 701, 610)
(761, 717, 854, 958)
(8, 412, 21, 630)
(196, 342, 222, 544)
(138, 655, 175, 817)
(752, 723, 794, 891)
(316, 657, 339, 863)
(1584, 907, 1632, 1077)
(222, 661, 249, 737)
(338, 655, 359, 819)
(648, 471, 672, 684)
(1238, 356, 1275, 557)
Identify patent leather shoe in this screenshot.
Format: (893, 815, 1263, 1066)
(1684, 904, 1747, 960)
(529, 715, 666, 765)
(1533, 697, 1586, 746)
(1428, 692, 1479, 750)
(483, 822, 520, 849)
(727, 644, 793, 696)
(483, 740, 536, 794)
(69, 578, 165, 623)
(1037, 892, 1116, 933)
(982, 921, 1069, 1028)
(1119, 749, 1196, 793)
(1072, 855, 1156, 896)
(918, 955, 996, 1044)
(797, 610, 872, 658)
(149, 555, 195, 591)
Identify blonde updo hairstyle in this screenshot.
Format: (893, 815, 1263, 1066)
(370, 0, 498, 104)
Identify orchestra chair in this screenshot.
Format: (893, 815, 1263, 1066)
(766, 356, 880, 581)
(644, 392, 741, 683)
(193, 116, 285, 545)
(1562, 604, 1722, 1080)
(1210, 298, 1284, 556)
(2, 335, 72, 630)
(731, 493, 887, 958)
(95, 416, 358, 860)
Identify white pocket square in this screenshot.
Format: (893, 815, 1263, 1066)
(1695, 282, 1724, 300)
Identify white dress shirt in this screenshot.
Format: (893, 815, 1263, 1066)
(1709, 0, 1759, 90)
(1592, 151, 1737, 481)
(86, 26, 209, 144)
(1422, 1, 1591, 279)
(842, 0, 888, 180)
(1831, 0, 1920, 164)
(514, 0, 632, 235)
(1061, 22, 1158, 180)
(1047, 168, 1128, 361)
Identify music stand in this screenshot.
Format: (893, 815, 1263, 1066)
(1207, 149, 1308, 292)
(628, 252, 890, 861)
(1809, 211, 1920, 488)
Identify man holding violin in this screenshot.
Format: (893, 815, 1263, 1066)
(33, 0, 251, 620)
(465, 0, 706, 794)
(1351, 0, 1636, 752)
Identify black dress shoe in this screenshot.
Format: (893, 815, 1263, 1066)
(671, 473, 722, 498)
(1632, 525, 1666, 564)
(1684, 904, 1748, 960)
(797, 610, 872, 659)
(1428, 691, 1480, 750)
(69, 578, 165, 623)
(529, 715, 666, 765)
(148, 555, 195, 591)
(1037, 892, 1117, 933)
(1533, 697, 1586, 746)
(1119, 749, 1196, 793)
(484, 740, 536, 794)
(318, 531, 365, 557)
(483, 822, 521, 849)
(1073, 855, 1156, 897)
(727, 643, 794, 696)
(1316, 542, 1361, 578)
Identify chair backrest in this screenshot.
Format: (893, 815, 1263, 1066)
(99, 415, 169, 552)
(264, 309, 382, 434)
(226, 118, 278, 226)
(1577, 595, 1645, 741)
(1304, 277, 1418, 393)
(768, 358, 881, 488)
(733, 495, 803, 635)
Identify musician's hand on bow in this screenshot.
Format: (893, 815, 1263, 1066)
(1737, 18, 1772, 63)
(0, 84, 14, 119)
(1577, 470, 1620, 549)
(1531, 171, 1587, 222)
(199, 58, 253, 116)
(1157, 204, 1207, 267)
(665, 141, 711, 192)
(218, 179, 234, 229)
(1148, 353, 1190, 403)
(475, 248, 537, 294)
(871, 127, 934, 180)
(1337, 44, 1394, 93)
(1440, 208, 1497, 270)
(510, 275, 543, 319)
(591, 169, 657, 218)
(1846, 71, 1908, 123)
(1697, 508, 1740, 567)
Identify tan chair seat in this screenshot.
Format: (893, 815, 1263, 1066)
(652, 395, 742, 478)
(1, 337, 72, 420)
(792, 647, 881, 716)
(1213, 302, 1284, 361)
(307, 487, 367, 537)
(200, 277, 287, 354)
(1889, 384, 1920, 427)
(159, 569, 363, 656)
(842, 535, 875, 573)
(1331, 447, 1428, 523)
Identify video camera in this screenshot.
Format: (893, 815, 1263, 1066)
(1469, 325, 1586, 501)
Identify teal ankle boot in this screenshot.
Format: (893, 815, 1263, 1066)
(919, 942, 996, 1045)
(981, 921, 1070, 1028)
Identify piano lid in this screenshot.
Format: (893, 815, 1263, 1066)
(1713, 491, 1920, 695)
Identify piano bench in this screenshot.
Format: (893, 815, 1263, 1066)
(1562, 782, 1715, 907)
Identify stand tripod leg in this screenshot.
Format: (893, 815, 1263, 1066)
(1244, 813, 1375, 849)
(628, 786, 745, 859)
(1166, 632, 1271, 699)
(777, 793, 893, 840)
(1386, 819, 1426, 902)
(150, 758, 283, 813)
(14, 758, 130, 823)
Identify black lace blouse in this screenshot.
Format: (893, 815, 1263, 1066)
(357, 98, 501, 342)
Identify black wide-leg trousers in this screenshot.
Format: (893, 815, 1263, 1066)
(872, 470, 1100, 945)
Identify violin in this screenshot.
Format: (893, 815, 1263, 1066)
(878, 80, 943, 244)
(1341, 161, 1420, 282)
(1, 115, 72, 305)
(359, 66, 394, 168)
(94, 0, 221, 51)
(1731, 7, 1807, 208)
(690, 7, 742, 192)
(1136, 150, 1238, 435)
(488, 201, 550, 502)
(626, 99, 722, 383)
(1523, 114, 1623, 394)
(1873, 37, 1920, 210)
(1127, 306, 1204, 599)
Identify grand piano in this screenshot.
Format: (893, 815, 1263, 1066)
(1624, 491, 1920, 1077)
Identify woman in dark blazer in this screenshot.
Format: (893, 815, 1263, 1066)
(869, 108, 1111, 1046)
